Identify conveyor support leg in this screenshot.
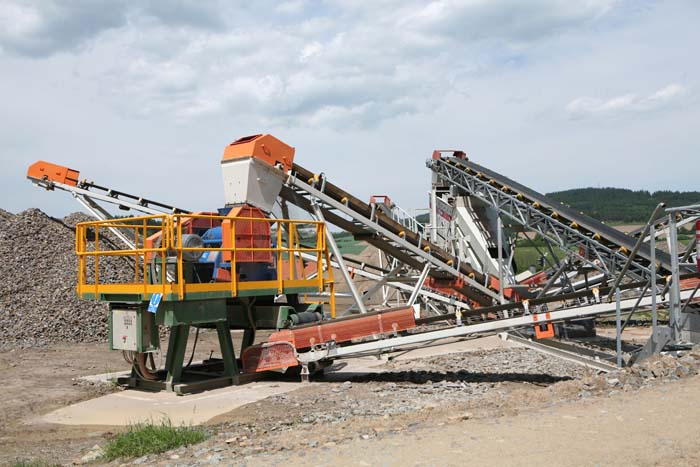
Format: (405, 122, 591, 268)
(165, 325, 190, 388)
(216, 321, 238, 377)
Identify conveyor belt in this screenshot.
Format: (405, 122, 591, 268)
(629, 210, 699, 239)
(429, 154, 689, 285)
(76, 180, 191, 214)
(282, 163, 501, 306)
(449, 157, 675, 271)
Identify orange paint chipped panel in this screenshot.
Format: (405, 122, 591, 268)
(27, 161, 80, 186)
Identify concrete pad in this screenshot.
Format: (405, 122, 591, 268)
(39, 380, 300, 426)
(38, 335, 515, 427)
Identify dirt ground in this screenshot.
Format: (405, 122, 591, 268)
(0, 331, 240, 465)
(252, 374, 700, 467)
(0, 342, 127, 465)
(2, 331, 700, 467)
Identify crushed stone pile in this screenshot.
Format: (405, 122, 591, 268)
(585, 348, 700, 394)
(0, 209, 132, 349)
(0, 208, 13, 221)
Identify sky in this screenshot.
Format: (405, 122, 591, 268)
(1, 0, 698, 217)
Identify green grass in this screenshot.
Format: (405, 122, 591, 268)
(514, 246, 566, 274)
(11, 462, 60, 467)
(102, 419, 209, 460)
(335, 237, 368, 256)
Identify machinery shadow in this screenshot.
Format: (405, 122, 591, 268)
(322, 369, 573, 386)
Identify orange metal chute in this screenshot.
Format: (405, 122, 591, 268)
(222, 134, 295, 171)
(27, 161, 80, 186)
(241, 342, 298, 373)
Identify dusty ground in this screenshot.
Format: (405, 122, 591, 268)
(2, 331, 700, 467)
(0, 331, 238, 465)
(0, 342, 126, 464)
(253, 374, 700, 467)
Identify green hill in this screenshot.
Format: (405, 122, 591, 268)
(415, 188, 699, 225)
(546, 188, 700, 224)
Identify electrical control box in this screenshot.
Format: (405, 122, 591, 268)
(112, 309, 138, 351)
(110, 307, 158, 352)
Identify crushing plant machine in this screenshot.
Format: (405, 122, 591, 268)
(27, 134, 700, 393)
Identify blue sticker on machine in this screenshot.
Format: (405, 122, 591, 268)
(147, 293, 163, 313)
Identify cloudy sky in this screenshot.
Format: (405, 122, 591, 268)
(1, 0, 698, 217)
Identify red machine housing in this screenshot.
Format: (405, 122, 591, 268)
(221, 205, 272, 263)
(268, 306, 416, 350)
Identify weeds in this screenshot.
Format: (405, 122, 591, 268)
(102, 418, 209, 460)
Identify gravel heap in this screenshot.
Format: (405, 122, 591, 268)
(0, 209, 132, 349)
(0, 208, 13, 221)
(585, 347, 700, 395)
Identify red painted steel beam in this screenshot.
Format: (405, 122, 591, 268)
(268, 306, 416, 350)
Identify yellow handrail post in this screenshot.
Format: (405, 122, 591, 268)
(322, 228, 336, 318)
(141, 219, 147, 297)
(277, 220, 283, 294)
(94, 225, 99, 299)
(76, 224, 83, 298)
(176, 216, 184, 300)
(330, 281, 336, 318)
(231, 218, 237, 297)
(134, 223, 139, 283)
(290, 223, 296, 281)
(316, 224, 323, 292)
(161, 217, 167, 298)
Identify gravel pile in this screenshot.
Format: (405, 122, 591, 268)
(0, 209, 132, 349)
(577, 347, 700, 397)
(0, 208, 13, 221)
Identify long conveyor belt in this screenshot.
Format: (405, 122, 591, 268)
(451, 157, 673, 268)
(282, 163, 502, 306)
(429, 154, 691, 285)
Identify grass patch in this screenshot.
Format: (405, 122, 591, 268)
(335, 237, 367, 255)
(11, 462, 60, 467)
(102, 419, 209, 460)
(514, 246, 566, 274)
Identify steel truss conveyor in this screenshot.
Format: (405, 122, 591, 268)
(280, 163, 502, 307)
(428, 153, 690, 287)
(295, 282, 699, 367)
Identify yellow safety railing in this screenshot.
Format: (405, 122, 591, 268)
(75, 214, 336, 316)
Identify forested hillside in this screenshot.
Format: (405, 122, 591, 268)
(546, 188, 700, 223)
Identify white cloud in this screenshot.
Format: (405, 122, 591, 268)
(0, 0, 128, 57)
(566, 84, 688, 119)
(399, 0, 618, 43)
(2, 0, 699, 218)
(0, 0, 632, 127)
(299, 41, 323, 62)
(276, 0, 308, 15)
